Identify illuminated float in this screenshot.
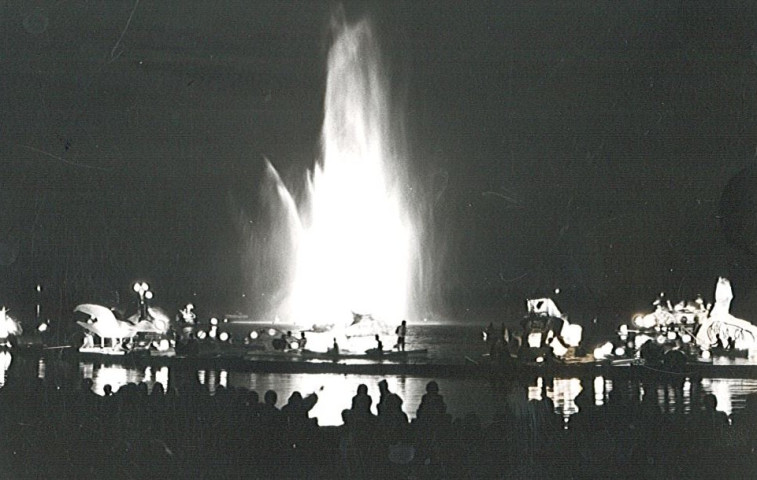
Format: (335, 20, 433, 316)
(518, 298, 583, 362)
(0, 307, 22, 347)
(597, 277, 757, 364)
(75, 303, 173, 355)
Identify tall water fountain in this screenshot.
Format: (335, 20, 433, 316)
(249, 13, 419, 337)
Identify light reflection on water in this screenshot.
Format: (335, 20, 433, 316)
(68, 362, 757, 425)
(3, 351, 757, 426)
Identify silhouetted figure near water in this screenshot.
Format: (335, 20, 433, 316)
(351, 384, 373, 419)
(727, 336, 736, 350)
(732, 392, 757, 466)
(395, 320, 406, 351)
(376, 379, 391, 416)
(260, 390, 284, 428)
(375, 379, 408, 448)
(415, 381, 447, 428)
(282, 391, 319, 428)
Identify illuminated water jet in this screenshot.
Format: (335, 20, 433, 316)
(242, 13, 418, 340)
(287, 14, 415, 331)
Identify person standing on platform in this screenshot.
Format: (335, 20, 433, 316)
(395, 320, 407, 351)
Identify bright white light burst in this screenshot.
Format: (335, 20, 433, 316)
(288, 16, 415, 329)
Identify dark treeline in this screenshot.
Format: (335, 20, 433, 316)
(1, 365, 756, 479)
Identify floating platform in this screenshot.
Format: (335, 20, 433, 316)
(30, 347, 757, 380)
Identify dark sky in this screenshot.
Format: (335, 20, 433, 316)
(2, 1, 757, 324)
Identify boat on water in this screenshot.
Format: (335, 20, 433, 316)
(244, 348, 429, 362)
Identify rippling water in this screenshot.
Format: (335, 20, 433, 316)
(3, 323, 757, 426)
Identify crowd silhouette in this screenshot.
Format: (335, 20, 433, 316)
(0, 366, 756, 479)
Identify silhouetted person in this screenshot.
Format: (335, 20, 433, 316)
(374, 334, 383, 353)
(395, 320, 407, 351)
(700, 393, 728, 428)
(350, 384, 373, 419)
(415, 380, 447, 427)
(377, 380, 391, 416)
(714, 333, 724, 349)
(259, 390, 283, 427)
(282, 391, 318, 428)
(727, 336, 736, 351)
(299, 332, 307, 350)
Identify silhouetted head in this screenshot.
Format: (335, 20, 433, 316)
(249, 390, 259, 404)
(401, 320, 406, 326)
(151, 383, 165, 396)
(375, 334, 379, 340)
(103, 384, 113, 396)
(301, 332, 306, 338)
(357, 384, 368, 395)
(426, 381, 439, 394)
(703, 393, 718, 411)
(378, 379, 389, 393)
(289, 391, 303, 405)
(264, 390, 277, 406)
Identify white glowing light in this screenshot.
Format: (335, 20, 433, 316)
(633, 314, 657, 329)
(210, 318, 218, 326)
(561, 324, 582, 347)
(701, 349, 711, 360)
(154, 320, 166, 332)
(286, 16, 416, 329)
(155, 366, 169, 390)
(593, 342, 614, 360)
(290, 341, 299, 350)
(0, 308, 21, 340)
(619, 324, 628, 336)
(38, 322, 48, 332)
(656, 335, 666, 344)
(0, 351, 11, 387)
(219, 332, 229, 342)
(157, 339, 170, 351)
(614, 346, 626, 356)
(528, 332, 542, 348)
(635, 334, 653, 349)
(197, 330, 207, 340)
(667, 331, 677, 341)
(681, 334, 692, 343)
(250, 331, 259, 340)
(593, 376, 605, 405)
(209, 326, 217, 339)
(550, 338, 568, 357)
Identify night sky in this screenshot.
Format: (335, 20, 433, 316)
(2, 1, 757, 327)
